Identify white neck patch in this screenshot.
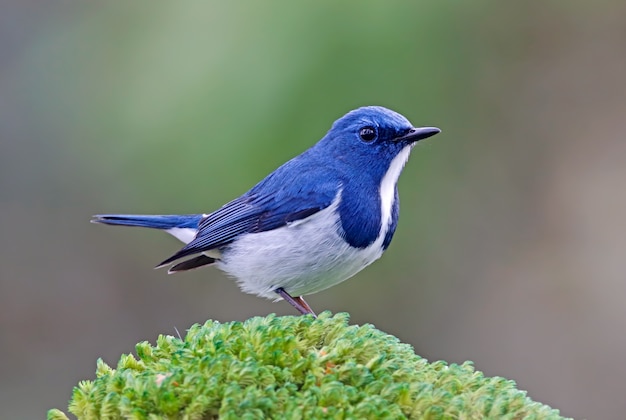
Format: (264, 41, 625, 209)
(378, 146, 412, 236)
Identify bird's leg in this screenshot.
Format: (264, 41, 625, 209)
(293, 295, 317, 318)
(274, 287, 317, 318)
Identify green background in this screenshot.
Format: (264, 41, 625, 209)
(1, 2, 624, 419)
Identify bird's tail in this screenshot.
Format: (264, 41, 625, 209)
(93, 214, 210, 266)
(91, 214, 203, 230)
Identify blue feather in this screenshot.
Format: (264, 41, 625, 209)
(92, 214, 202, 229)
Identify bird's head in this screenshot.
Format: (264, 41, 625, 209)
(316, 106, 440, 181)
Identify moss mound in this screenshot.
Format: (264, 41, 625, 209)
(48, 312, 567, 419)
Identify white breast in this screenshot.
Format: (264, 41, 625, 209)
(217, 192, 380, 299)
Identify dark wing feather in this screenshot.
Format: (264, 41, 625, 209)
(168, 255, 216, 272)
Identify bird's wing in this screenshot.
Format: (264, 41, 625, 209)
(157, 166, 340, 267)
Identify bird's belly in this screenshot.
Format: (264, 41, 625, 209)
(216, 206, 384, 300)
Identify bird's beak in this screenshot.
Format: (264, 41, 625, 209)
(395, 126, 441, 143)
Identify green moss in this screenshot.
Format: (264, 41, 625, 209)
(49, 312, 568, 419)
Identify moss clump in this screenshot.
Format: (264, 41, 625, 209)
(49, 312, 568, 419)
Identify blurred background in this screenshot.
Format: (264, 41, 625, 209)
(1, 2, 625, 418)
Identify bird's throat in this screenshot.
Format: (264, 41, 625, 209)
(379, 146, 411, 234)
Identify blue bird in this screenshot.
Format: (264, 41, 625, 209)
(92, 106, 440, 317)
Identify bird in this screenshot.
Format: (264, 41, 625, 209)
(92, 106, 440, 317)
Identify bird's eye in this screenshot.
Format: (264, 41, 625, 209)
(359, 126, 377, 142)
